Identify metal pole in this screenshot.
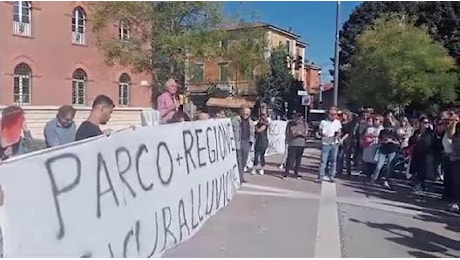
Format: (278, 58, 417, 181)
(333, 1, 341, 107)
(318, 70, 323, 108)
(284, 101, 288, 120)
(304, 96, 308, 123)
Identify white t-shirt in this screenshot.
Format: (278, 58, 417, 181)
(442, 133, 453, 154)
(319, 119, 342, 145)
(362, 126, 384, 163)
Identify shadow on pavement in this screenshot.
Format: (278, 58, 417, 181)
(337, 174, 460, 235)
(349, 218, 460, 258)
(253, 167, 320, 184)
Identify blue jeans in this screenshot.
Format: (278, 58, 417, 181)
(319, 144, 339, 179)
(372, 152, 396, 181)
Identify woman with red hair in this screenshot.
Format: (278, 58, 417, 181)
(0, 105, 35, 161)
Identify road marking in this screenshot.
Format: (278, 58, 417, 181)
(242, 183, 314, 195)
(314, 181, 342, 258)
(237, 190, 320, 200)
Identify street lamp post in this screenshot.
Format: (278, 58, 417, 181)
(333, 1, 341, 107)
(318, 70, 323, 108)
(270, 96, 276, 119)
(284, 101, 289, 120)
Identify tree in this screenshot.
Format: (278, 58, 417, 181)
(220, 26, 268, 84)
(348, 17, 458, 111)
(256, 46, 295, 114)
(90, 2, 265, 104)
(334, 1, 460, 103)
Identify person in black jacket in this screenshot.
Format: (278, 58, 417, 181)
(432, 119, 446, 181)
(337, 110, 356, 176)
(410, 116, 435, 192)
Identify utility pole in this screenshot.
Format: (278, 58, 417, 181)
(333, 1, 341, 107)
(318, 70, 323, 108)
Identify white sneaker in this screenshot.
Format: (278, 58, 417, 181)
(258, 169, 265, 175)
(279, 164, 284, 169)
(244, 166, 248, 172)
(250, 169, 257, 175)
(383, 181, 391, 189)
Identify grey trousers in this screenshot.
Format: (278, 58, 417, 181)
(236, 141, 251, 183)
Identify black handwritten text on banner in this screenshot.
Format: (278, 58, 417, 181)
(0, 119, 240, 257)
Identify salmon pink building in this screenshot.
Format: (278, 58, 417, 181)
(0, 1, 152, 107)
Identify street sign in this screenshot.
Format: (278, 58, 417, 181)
(297, 90, 308, 96)
(301, 96, 311, 106)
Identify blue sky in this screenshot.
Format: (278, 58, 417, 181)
(225, 1, 362, 82)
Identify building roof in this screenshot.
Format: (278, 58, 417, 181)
(226, 22, 302, 39)
(206, 97, 255, 109)
(322, 82, 334, 91)
(296, 40, 309, 47)
(305, 63, 321, 70)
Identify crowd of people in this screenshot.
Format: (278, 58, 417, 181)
(232, 104, 460, 213)
(298, 106, 459, 212)
(0, 77, 459, 215)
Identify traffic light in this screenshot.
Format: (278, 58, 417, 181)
(295, 56, 303, 70)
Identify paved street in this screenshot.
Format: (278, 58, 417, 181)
(164, 141, 460, 258)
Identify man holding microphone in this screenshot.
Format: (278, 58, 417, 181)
(157, 78, 180, 124)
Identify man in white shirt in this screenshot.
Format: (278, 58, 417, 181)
(318, 106, 342, 183)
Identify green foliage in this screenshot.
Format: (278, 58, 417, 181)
(335, 1, 460, 105)
(348, 17, 458, 110)
(91, 2, 225, 89)
(90, 1, 266, 103)
(222, 27, 269, 79)
(256, 46, 295, 113)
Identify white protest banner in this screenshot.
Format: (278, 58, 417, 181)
(0, 118, 240, 257)
(246, 120, 287, 168)
(265, 120, 287, 156)
(140, 109, 161, 126)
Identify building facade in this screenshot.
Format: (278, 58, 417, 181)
(0, 1, 152, 107)
(186, 23, 309, 108)
(304, 64, 321, 95)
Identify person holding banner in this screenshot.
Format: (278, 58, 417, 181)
(197, 109, 211, 120)
(167, 111, 191, 123)
(232, 106, 255, 184)
(0, 106, 36, 160)
(251, 113, 270, 175)
(75, 95, 114, 141)
(44, 105, 77, 148)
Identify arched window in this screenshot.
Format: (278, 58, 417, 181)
(13, 63, 32, 105)
(72, 69, 87, 105)
(71, 7, 86, 45)
(119, 20, 130, 41)
(118, 73, 130, 106)
(13, 1, 32, 36)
